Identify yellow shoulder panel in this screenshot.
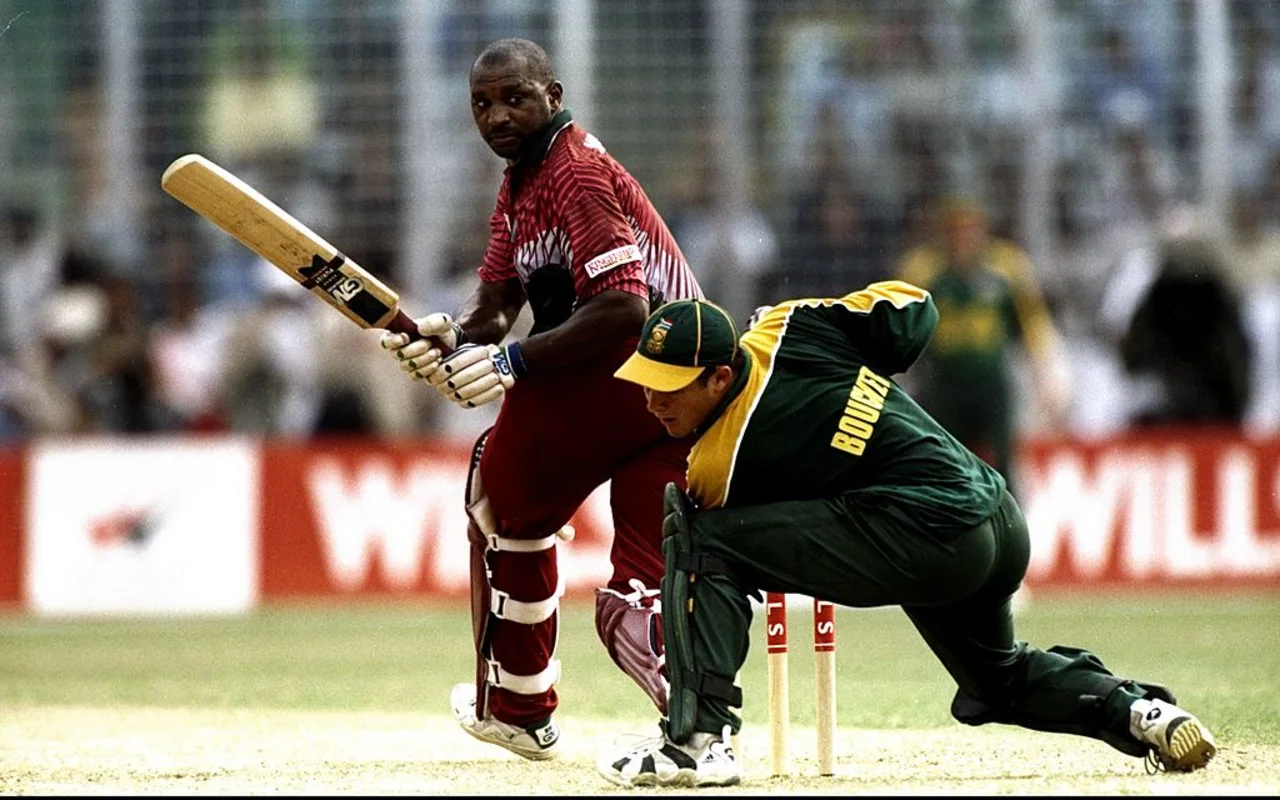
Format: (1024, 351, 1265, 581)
(686, 321, 782, 510)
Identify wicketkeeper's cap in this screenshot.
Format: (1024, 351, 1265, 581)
(614, 298, 740, 392)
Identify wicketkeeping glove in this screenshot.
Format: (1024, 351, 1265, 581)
(379, 312, 466, 383)
(428, 342, 528, 408)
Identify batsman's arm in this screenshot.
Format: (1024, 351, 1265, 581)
(455, 277, 527, 346)
(513, 289, 648, 373)
(456, 277, 647, 373)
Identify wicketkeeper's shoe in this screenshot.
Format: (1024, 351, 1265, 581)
(448, 682, 560, 761)
(597, 721, 741, 788)
(1130, 697, 1217, 773)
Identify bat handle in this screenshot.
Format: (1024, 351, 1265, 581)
(385, 309, 453, 356)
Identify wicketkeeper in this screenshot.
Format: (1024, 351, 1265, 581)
(599, 285, 1216, 787)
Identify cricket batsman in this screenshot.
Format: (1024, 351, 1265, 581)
(379, 39, 702, 759)
(599, 285, 1215, 787)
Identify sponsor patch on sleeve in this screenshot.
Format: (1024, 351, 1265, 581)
(583, 244, 642, 279)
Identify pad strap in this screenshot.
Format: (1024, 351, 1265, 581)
(683, 670, 743, 706)
(486, 657, 561, 695)
(490, 575, 565, 624)
(487, 531, 559, 552)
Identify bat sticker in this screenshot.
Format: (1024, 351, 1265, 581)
(297, 253, 392, 326)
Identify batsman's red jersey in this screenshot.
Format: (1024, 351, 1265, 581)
(472, 111, 702, 725)
(477, 114, 702, 325)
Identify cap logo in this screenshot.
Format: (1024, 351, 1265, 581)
(646, 318, 674, 354)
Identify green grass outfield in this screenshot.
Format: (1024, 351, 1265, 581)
(1, 589, 1277, 794)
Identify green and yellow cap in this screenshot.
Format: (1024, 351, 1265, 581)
(614, 299, 740, 392)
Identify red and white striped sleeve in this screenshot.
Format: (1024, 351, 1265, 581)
(476, 178, 518, 283)
(551, 166, 649, 302)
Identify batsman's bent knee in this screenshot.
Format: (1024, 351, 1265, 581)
(596, 582, 668, 715)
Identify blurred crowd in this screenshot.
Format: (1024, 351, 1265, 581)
(3, 0, 1280, 447)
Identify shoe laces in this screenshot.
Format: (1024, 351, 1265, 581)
(610, 724, 669, 758)
(708, 724, 735, 759)
(1144, 749, 1166, 776)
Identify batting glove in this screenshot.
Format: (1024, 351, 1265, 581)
(428, 342, 528, 408)
(379, 312, 465, 383)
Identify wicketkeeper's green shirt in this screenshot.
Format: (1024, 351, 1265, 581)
(686, 281, 1006, 535)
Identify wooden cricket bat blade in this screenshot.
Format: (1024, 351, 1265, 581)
(161, 153, 423, 342)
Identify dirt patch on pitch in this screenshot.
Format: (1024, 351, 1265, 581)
(0, 706, 1275, 795)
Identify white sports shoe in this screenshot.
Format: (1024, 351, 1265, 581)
(1130, 697, 1217, 773)
(597, 722, 741, 788)
(449, 682, 560, 761)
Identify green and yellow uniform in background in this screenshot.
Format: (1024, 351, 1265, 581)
(898, 234, 1057, 497)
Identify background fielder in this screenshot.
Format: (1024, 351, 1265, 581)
(896, 196, 1070, 499)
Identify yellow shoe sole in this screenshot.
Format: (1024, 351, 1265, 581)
(1162, 718, 1217, 772)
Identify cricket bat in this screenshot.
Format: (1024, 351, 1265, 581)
(161, 153, 439, 348)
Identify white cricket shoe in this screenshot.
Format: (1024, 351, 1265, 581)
(597, 722, 741, 788)
(1130, 697, 1217, 773)
(449, 682, 560, 761)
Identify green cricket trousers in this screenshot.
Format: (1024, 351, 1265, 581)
(679, 487, 1164, 759)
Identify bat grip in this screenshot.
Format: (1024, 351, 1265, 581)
(386, 309, 453, 356)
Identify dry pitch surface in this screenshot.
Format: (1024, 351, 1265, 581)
(3, 705, 1275, 795)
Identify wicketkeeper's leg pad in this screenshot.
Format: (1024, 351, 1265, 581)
(660, 482, 742, 743)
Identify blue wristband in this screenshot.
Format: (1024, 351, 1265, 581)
(503, 341, 529, 379)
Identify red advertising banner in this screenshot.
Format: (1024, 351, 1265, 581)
(257, 432, 1280, 599)
(0, 449, 23, 606)
(259, 439, 617, 600)
(1021, 430, 1280, 587)
(6, 431, 1279, 612)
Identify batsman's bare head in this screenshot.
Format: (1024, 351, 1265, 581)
(470, 38, 563, 160)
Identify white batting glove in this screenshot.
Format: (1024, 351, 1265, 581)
(379, 312, 464, 383)
(427, 342, 527, 408)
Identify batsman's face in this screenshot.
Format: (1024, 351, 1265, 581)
(470, 64, 563, 160)
(643, 366, 734, 438)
